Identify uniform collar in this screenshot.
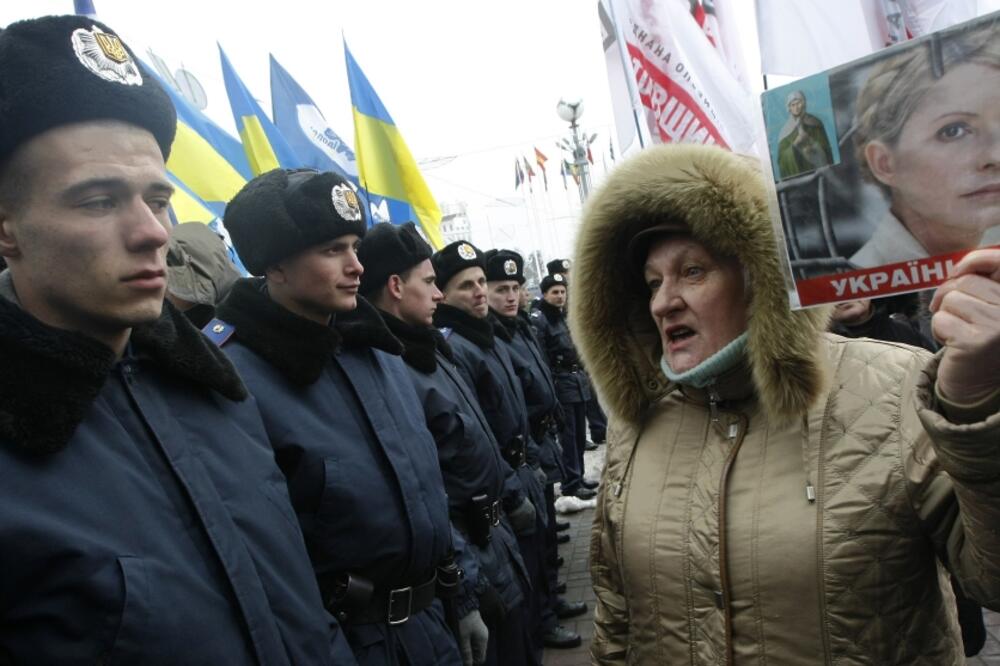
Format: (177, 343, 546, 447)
(217, 278, 402, 386)
(433, 303, 494, 349)
(0, 284, 246, 455)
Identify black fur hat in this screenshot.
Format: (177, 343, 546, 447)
(484, 249, 525, 284)
(432, 240, 485, 290)
(357, 222, 433, 297)
(224, 168, 367, 276)
(546, 258, 572, 275)
(540, 272, 568, 293)
(0, 15, 176, 161)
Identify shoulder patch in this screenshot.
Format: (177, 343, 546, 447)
(202, 318, 235, 347)
(438, 326, 453, 340)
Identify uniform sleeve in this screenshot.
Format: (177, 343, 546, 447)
(450, 525, 482, 618)
(590, 425, 631, 665)
(905, 352, 1000, 609)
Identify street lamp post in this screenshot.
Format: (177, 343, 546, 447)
(556, 97, 591, 205)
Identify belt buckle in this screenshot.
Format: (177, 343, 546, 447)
(387, 585, 412, 625)
(490, 501, 501, 527)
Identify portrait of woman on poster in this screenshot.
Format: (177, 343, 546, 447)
(851, 21, 1000, 268)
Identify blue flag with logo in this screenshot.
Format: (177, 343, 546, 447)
(270, 55, 356, 182)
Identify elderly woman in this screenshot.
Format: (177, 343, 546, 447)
(851, 21, 1000, 267)
(572, 144, 1000, 664)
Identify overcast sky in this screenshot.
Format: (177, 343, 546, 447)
(1, 1, 766, 262)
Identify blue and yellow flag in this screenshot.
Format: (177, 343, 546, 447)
(344, 42, 443, 248)
(145, 69, 251, 218)
(219, 45, 302, 176)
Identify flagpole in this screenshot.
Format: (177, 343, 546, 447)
(607, 0, 649, 149)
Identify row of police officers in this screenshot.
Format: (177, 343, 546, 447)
(0, 15, 597, 665)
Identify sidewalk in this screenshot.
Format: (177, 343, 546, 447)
(543, 449, 1000, 665)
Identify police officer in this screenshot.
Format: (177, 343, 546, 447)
(0, 16, 345, 664)
(212, 169, 461, 666)
(485, 250, 588, 648)
(358, 222, 537, 666)
(431, 240, 552, 659)
(546, 257, 608, 446)
(530, 274, 598, 500)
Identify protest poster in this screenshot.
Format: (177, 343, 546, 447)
(761, 11, 1000, 308)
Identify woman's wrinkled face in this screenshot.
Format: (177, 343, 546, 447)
(866, 62, 1000, 251)
(644, 236, 749, 375)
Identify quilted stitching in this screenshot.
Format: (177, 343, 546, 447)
(821, 342, 962, 665)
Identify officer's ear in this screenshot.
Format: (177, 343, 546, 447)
(0, 211, 20, 260)
(386, 274, 406, 301)
(265, 262, 288, 285)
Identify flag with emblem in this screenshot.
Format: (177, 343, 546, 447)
(345, 41, 443, 248)
(219, 45, 303, 176)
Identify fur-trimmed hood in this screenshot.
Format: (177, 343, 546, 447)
(217, 278, 402, 386)
(0, 278, 246, 455)
(569, 144, 830, 427)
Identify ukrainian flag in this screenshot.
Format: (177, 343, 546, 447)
(147, 69, 251, 217)
(344, 42, 443, 248)
(219, 45, 302, 176)
(167, 175, 216, 224)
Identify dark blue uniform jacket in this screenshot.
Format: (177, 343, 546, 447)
(492, 310, 566, 483)
(0, 295, 343, 665)
(529, 300, 592, 404)
(432, 304, 546, 528)
(215, 280, 459, 666)
(380, 311, 528, 616)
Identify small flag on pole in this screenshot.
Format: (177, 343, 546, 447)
(534, 147, 549, 192)
(515, 158, 524, 190)
(522, 156, 535, 193)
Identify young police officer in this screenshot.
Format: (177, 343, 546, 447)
(212, 169, 461, 666)
(530, 274, 598, 499)
(485, 250, 587, 649)
(432, 240, 554, 660)
(358, 222, 537, 666)
(0, 16, 343, 663)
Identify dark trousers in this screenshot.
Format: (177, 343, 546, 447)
(585, 396, 607, 443)
(515, 516, 549, 661)
(483, 603, 540, 666)
(953, 575, 986, 657)
(541, 483, 560, 632)
(558, 401, 586, 494)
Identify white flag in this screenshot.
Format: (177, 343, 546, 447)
(756, 0, 885, 76)
(601, 0, 758, 154)
(758, 0, 1000, 76)
(598, 0, 650, 156)
(899, 0, 1000, 36)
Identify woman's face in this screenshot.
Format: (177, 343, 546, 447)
(644, 236, 749, 375)
(867, 62, 1000, 251)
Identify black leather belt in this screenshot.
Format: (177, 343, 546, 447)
(554, 364, 581, 373)
(327, 572, 438, 626)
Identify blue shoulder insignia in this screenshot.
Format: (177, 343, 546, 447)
(438, 326, 453, 340)
(202, 318, 235, 347)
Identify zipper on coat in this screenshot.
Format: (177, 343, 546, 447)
(716, 406, 749, 666)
